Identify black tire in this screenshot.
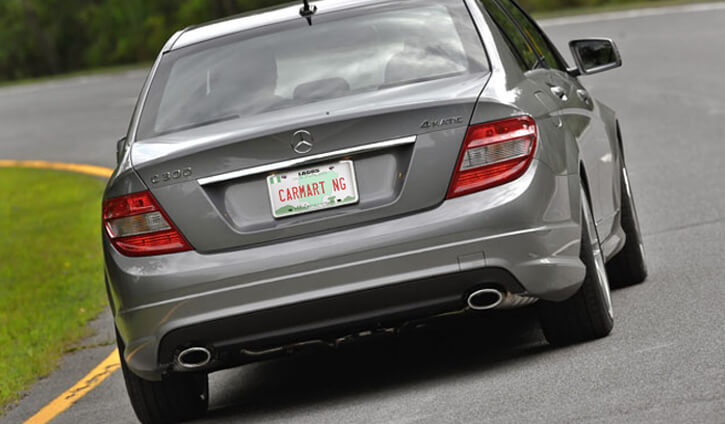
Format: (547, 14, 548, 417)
(606, 164, 648, 288)
(116, 331, 208, 424)
(538, 186, 614, 346)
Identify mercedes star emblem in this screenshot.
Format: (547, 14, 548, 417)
(291, 130, 314, 154)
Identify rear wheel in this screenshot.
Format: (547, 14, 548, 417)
(538, 185, 614, 346)
(116, 331, 208, 424)
(606, 164, 648, 288)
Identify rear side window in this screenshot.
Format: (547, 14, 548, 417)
(480, 0, 537, 71)
(137, 1, 487, 140)
(495, 0, 567, 71)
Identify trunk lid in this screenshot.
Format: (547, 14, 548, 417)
(132, 74, 488, 252)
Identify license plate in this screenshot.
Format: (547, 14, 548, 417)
(267, 160, 359, 218)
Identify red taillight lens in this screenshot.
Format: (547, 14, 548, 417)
(447, 116, 537, 199)
(102, 191, 192, 257)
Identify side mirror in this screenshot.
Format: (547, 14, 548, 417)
(569, 38, 622, 76)
(116, 136, 128, 164)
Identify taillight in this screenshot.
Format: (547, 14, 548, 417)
(102, 191, 192, 257)
(447, 116, 537, 199)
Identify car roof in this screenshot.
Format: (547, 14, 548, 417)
(169, 0, 390, 51)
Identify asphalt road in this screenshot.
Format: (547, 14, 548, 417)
(2, 4, 725, 423)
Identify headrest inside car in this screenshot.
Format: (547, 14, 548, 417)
(293, 78, 350, 101)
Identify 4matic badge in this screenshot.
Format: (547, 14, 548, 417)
(420, 116, 464, 129)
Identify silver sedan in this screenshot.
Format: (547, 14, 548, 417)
(102, 0, 647, 422)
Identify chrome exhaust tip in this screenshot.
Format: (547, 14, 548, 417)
(177, 347, 211, 369)
(467, 288, 504, 311)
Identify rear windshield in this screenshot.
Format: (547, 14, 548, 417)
(136, 0, 487, 140)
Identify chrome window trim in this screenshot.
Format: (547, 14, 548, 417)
(197, 135, 417, 186)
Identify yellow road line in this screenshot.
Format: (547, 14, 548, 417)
(23, 349, 121, 424)
(0, 159, 113, 178)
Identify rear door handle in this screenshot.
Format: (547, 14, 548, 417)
(550, 86, 568, 102)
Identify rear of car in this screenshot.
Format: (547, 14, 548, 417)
(103, 0, 637, 422)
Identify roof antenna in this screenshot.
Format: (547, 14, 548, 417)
(300, 0, 317, 26)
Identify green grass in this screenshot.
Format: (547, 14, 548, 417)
(0, 168, 108, 411)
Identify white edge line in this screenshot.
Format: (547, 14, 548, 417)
(540, 2, 725, 27)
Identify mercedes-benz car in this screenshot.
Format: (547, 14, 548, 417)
(103, 0, 647, 422)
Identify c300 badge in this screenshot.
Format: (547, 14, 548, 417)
(151, 167, 192, 184)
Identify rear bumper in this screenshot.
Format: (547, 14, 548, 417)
(160, 267, 524, 375)
(105, 159, 584, 380)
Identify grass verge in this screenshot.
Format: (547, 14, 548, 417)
(0, 168, 107, 412)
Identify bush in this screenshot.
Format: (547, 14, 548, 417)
(0, 0, 258, 80)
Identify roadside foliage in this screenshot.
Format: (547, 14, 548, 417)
(0, 0, 666, 82)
